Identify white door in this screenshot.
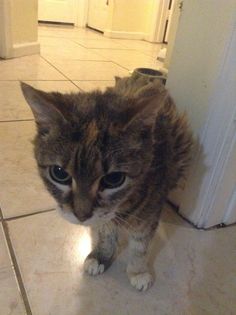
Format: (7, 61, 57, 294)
(87, 0, 109, 32)
(167, 4, 236, 228)
(38, 0, 76, 24)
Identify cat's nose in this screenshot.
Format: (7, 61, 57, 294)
(74, 211, 92, 222)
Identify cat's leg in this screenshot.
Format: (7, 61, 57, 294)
(84, 221, 118, 276)
(127, 226, 155, 291)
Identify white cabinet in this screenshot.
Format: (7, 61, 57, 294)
(38, 0, 76, 24)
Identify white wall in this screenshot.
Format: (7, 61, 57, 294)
(0, 0, 39, 59)
(11, 0, 38, 44)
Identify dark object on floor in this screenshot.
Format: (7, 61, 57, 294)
(133, 68, 167, 85)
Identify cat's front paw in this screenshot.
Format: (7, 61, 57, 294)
(129, 272, 153, 291)
(84, 257, 105, 276)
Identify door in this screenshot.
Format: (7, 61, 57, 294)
(38, 0, 76, 24)
(167, 6, 236, 228)
(87, 0, 109, 32)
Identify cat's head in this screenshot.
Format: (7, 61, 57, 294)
(21, 80, 165, 226)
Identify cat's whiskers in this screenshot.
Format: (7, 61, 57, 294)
(114, 215, 135, 234)
(114, 217, 130, 235)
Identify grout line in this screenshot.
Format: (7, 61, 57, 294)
(89, 47, 141, 51)
(0, 118, 34, 123)
(38, 35, 103, 41)
(5, 208, 56, 221)
(43, 58, 114, 63)
(0, 208, 32, 315)
(109, 60, 130, 71)
(64, 40, 90, 50)
(69, 39, 137, 51)
(46, 42, 131, 72)
(72, 79, 115, 81)
(42, 56, 118, 63)
(40, 56, 83, 90)
(39, 57, 70, 81)
(41, 55, 129, 80)
(0, 79, 74, 82)
(83, 46, 139, 51)
(0, 79, 115, 82)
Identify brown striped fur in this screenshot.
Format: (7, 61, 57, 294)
(21, 76, 192, 291)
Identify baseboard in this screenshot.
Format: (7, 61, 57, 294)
(11, 41, 40, 58)
(104, 30, 147, 40)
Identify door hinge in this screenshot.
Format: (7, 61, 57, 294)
(179, 1, 184, 10)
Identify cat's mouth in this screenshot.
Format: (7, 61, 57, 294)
(57, 204, 115, 226)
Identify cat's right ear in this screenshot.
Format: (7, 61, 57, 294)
(21, 82, 65, 134)
(114, 76, 121, 84)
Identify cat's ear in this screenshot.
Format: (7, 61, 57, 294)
(125, 88, 168, 130)
(114, 76, 121, 84)
(21, 82, 65, 133)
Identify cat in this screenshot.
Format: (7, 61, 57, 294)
(21, 75, 192, 291)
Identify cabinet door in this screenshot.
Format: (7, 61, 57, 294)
(38, 0, 76, 24)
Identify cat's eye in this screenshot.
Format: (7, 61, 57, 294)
(100, 172, 126, 189)
(49, 165, 72, 185)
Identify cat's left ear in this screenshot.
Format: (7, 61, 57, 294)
(125, 89, 168, 130)
(21, 82, 66, 133)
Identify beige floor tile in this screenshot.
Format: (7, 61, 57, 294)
(38, 25, 103, 40)
(8, 210, 236, 315)
(41, 43, 107, 62)
(73, 80, 114, 92)
(0, 55, 65, 80)
(0, 224, 26, 315)
(114, 38, 161, 51)
(141, 45, 166, 58)
(112, 39, 163, 58)
(39, 35, 107, 61)
(0, 82, 33, 121)
(93, 48, 162, 71)
(49, 60, 128, 80)
(0, 81, 80, 121)
(73, 38, 127, 49)
(39, 36, 78, 47)
(0, 121, 55, 218)
(24, 80, 80, 93)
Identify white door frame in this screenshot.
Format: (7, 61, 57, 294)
(75, 0, 89, 27)
(148, 0, 171, 43)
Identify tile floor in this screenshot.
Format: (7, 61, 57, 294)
(0, 24, 235, 315)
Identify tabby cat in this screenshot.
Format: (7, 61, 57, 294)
(21, 76, 192, 291)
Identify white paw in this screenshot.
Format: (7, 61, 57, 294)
(129, 272, 153, 291)
(84, 258, 105, 276)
